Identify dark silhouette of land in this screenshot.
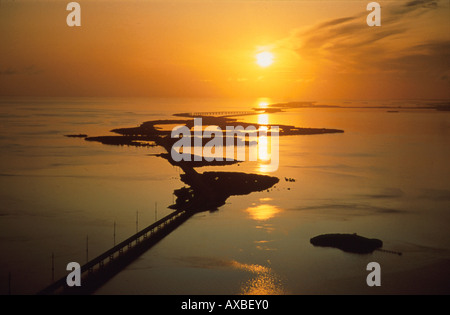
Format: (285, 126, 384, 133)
(172, 171, 279, 212)
(310, 233, 383, 254)
(86, 115, 344, 148)
(64, 134, 88, 138)
(83, 113, 343, 211)
(50, 110, 344, 294)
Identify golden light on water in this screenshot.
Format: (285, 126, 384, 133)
(230, 260, 285, 295)
(257, 113, 270, 162)
(246, 204, 281, 221)
(258, 113, 269, 126)
(240, 272, 285, 295)
(255, 112, 279, 173)
(258, 135, 270, 162)
(231, 261, 270, 273)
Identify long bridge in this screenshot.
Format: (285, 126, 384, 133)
(174, 110, 261, 118)
(191, 111, 257, 117)
(173, 108, 283, 118)
(37, 209, 194, 295)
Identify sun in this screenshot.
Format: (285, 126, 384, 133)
(256, 51, 274, 68)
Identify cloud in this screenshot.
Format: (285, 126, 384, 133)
(0, 65, 43, 76)
(404, 0, 438, 9)
(381, 40, 450, 76)
(281, 0, 448, 77)
(314, 16, 360, 30)
(0, 68, 17, 75)
(420, 189, 450, 201)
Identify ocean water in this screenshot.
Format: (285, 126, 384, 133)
(0, 97, 449, 295)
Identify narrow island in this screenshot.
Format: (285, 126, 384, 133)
(75, 110, 344, 212)
(310, 233, 383, 254)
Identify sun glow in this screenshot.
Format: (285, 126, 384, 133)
(256, 52, 274, 68)
(246, 204, 281, 221)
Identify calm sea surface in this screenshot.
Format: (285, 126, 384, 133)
(1, 97, 449, 294)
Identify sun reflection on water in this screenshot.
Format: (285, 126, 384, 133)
(246, 204, 281, 221)
(258, 113, 269, 126)
(240, 272, 285, 295)
(230, 260, 285, 295)
(257, 114, 270, 165)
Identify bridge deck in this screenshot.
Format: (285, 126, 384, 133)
(37, 209, 193, 295)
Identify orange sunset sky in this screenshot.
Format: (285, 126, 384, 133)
(0, 0, 449, 100)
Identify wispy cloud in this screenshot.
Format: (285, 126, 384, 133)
(280, 0, 449, 79)
(0, 65, 43, 76)
(403, 0, 438, 9)
(420, 189, 450, 201)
